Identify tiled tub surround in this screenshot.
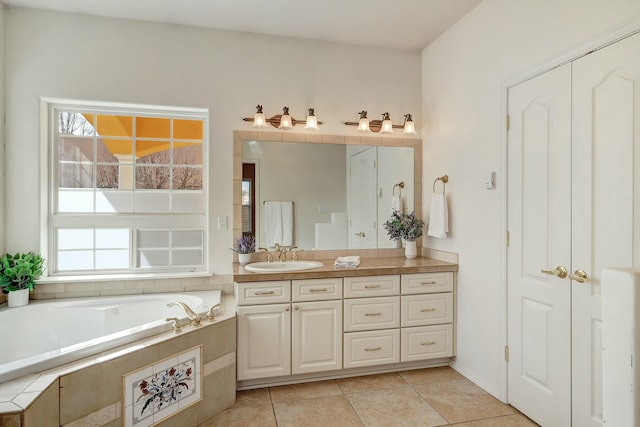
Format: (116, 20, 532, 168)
(234, 255, 458, 389)
(0, 291, 222, 384)
(0, 294, 236, 427)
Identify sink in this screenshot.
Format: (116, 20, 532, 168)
(244, 260, 324, 273)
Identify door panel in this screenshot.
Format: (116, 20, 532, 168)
(349, 148, 377, 248)
(507, 63, 572, 427)
(571, 30, 640, 427)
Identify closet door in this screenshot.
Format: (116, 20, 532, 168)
(506, 63, 572, 427)
(571, 31, 640, 427)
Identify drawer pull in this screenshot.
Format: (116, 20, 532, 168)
(364, 312, 382, 317)
(308, 288, 328, 293)
(254, 290, 275, 295)
(420, 341, 436, 346)
(365, 346, 382, 352)
(365, 284, 381, 289)
(420, 281, 437, 285)
(420, 308, 436, 312)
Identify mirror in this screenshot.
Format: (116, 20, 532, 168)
(234, 131, 421, 252)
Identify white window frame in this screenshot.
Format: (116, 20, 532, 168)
(41, 98, 209, 279)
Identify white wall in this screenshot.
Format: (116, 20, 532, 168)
(422, 0, 640, 400)
(4, 7, 421, 274)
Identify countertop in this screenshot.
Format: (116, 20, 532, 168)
(233, 256, 458, 283)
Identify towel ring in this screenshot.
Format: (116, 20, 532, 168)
(393, 182, 404, 196)
(432, 175, 448, 193)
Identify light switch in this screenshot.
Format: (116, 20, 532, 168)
(217, 215, 228, 230)
(484, 172, 496, 190)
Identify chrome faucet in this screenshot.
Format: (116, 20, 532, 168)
(167, 301, 201, 327)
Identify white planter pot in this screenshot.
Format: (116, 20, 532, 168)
(404, 240, 417, 259)
(7, 288, 29, 307)
(238, 253, 252, 265)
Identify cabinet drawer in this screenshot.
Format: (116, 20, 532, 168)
(292, 278, 343, 302)
(344, 296, 400, 332)
(401, 293, 453, 327)
(344, 329, 400, 368)
(344, 275, 400, 298)
(401, 272, 453, 294)
(235, 281, 291, 305)
(401, 324, 453, 362)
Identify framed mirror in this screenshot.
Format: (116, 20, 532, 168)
(233, 131, 422, 252)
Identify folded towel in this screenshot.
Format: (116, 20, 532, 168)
(427, 192, 449, 238)
(391, 195, 402, 213)
(334, 256, 361, 268)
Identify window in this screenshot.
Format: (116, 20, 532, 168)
(46, 100, 208, 276)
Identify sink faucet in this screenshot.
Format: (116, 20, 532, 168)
(167, 301, 201, 327)
(273, 243, 286, 262)
(207, 303, 221, 321)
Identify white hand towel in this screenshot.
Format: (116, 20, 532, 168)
(265, 201, 283, 247)
(334, 256, 360, 268)
(427, 193, 449, 238)
(281, 201, 293, 246)
(391, 195, 402, 213)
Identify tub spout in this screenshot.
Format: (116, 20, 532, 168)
(167, 301, 201, 327)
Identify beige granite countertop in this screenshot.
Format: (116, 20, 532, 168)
(233, 256, 458, 283)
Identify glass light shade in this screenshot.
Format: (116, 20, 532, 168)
(380, 118, 394, 134)
(304, 115, 318, 129)
(402, 120, 417, 135)
(357, 118, 370, 132)
(252, 112, 267, 128)
(279, 114, 293, 129)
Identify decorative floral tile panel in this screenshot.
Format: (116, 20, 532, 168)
(123, 346, 202, 427)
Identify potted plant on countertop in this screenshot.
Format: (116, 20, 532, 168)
(384, 211, 425, 259)
(0, 252, 46, 307)
(231, 235, 256, 265)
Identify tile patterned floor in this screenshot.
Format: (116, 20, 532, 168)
(199, 367, 539, 427)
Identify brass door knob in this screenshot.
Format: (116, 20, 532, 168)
(541, 266, 568, 279)
(354, 232, 365, 237)
(568, 269, 589, 283)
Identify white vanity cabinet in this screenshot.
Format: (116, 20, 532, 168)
(236, 278, 343, 381)
(400, 272, 454, 362)
(343, 275, 401, 368)
(236, 268, 456, 386)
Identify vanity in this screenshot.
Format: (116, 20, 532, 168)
(233, 256, 458, 389)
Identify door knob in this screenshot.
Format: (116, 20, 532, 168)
(568, 269, 589, 283)
(541, 266, 568, 279)
(354, 232, 365, 237)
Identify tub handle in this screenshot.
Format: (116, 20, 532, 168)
(207, 303, 221, 321)
(166, 317, 183, 334)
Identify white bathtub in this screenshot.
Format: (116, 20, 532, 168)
(0, 290, 222, 384)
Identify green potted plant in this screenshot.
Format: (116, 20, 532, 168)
(384, 211, 425, 259)
(231, 235, 256, 265)
(0, 252, 46, 307)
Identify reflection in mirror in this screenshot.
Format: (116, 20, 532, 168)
(241, 140, 414, 251)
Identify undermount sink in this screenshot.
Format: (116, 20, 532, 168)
(244, 260, 324, 273)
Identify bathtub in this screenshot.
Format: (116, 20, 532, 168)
(0, 290, 222, 384)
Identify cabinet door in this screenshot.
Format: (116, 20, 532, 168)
(237, 304, 291, 381)
(292, 300, 342, 375)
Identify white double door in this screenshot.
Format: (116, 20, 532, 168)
(507, 31, 640, 426)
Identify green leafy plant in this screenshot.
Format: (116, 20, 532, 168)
(0, 252, 46, 293)
(384, 211, 425, 242)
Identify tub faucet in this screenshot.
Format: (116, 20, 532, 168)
(167, 301, 201, 327)
(207, 303, 221, 321)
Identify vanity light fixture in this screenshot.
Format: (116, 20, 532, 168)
(345, 110, 414, 133)
(243, 105, 323, 129)
(402, 113, 417, 135)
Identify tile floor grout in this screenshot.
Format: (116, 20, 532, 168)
(201, 367, 540, 426)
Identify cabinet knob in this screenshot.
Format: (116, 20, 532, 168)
(294, 306, 299, 310)
(285, 307, 290, 312)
